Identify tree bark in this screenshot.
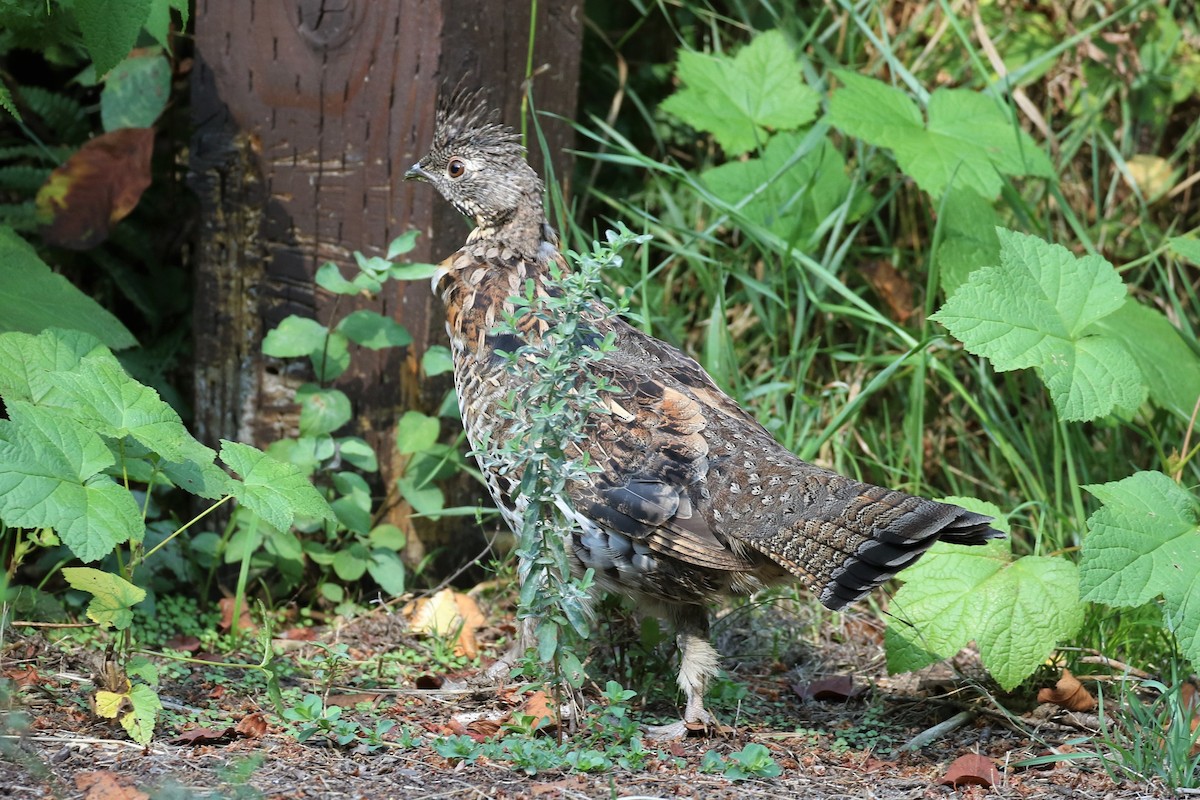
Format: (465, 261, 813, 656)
(190, 0, 583, 568)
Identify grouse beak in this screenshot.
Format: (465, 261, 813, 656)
(404, 162, 430, 182)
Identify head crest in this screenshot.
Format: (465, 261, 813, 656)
(435, 84, 522, 155)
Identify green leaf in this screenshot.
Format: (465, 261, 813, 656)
(1090, 300, 1200, 420)
(220, 440, 335, 531)
(315, 262, 362, 295)
(61, 566, 146, 629)
(297, 385, 352, 436)
(1168, 235, 1200, 266)
(421, 345, 454, 377)
(100, 54, 170, 131)
(385, 230, 420, 260)
(144, 0, 188, 49)
(337, 437, 378, 471)
(702, 135, 859, 245)
(396, 410, 440, 455)
(310, 330, 350, 382)
(368, 523, 407, 551)
(0, 228, 136, 349)
(0, 401, 143, 561)
(931, 229, 1146, 421)
(828, 72, 1053, 198)
(1080, 472, 1200, 669)
(262, 316, 327, 357)
(122, 683, 162, 745)
(73, 0, 153, 79)
(0, 328, 107, 403)
(933, 186, 1001, 296)
(367, 548, 406, 595)
(398, 475, 444, 516)
(887, 536, 1083, 691)
(330, 496, 371, 536)
(660, 30, 819, 156)
(332, 543, 370, 581)
(337, 310, 412, 350)
(387, 262, 438, 281)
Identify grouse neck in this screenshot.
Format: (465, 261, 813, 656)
(470, 188, 550, 261)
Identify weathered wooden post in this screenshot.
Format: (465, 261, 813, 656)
(190, 0, 583, 564)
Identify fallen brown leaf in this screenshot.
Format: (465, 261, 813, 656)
(217, 597, 256, 634)
(792, 675, 864, 702)
(75, 770, 150, 800)
(1037, 669, 1096, 712)
(324, 693, 383, 709)
(37, 128, 155, 250)
(940, 753, 1002, 788)
(4, 666, 41, 687)
(859, 260, 914, 324)
(235, 712, 269, 738)
(517, 690, 558, 732)
(403, 589, 485, 658)
(173, 726, 236, 745)
(162, 635, 201, 653)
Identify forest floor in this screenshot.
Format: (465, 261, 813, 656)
(0, 592, 1179, 800)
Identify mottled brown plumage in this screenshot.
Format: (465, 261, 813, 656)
(405, 87, 1002, 737)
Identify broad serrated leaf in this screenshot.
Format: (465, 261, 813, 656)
(1080, 472, 1200, 668)
(931, 229, 1145, 421)
(61, 566, 146, 629)
(47, 354, 206, 463)
(337, 310, 412, 350)
(262, 316, 328, 357)
(1091, 300, 1200, 420)
(702, 134, 859, 245)
(1169, 236, 1200, 266)
(888, 517, 1083, 690)
(660, 30, 818, 156)
(0, 401, 142, 561)
(396, 410, 440, 455)
(0, 228, 136, 348)
(828, 72, 1053, 198)
(933, 187, 1001, 296)
(122, 683, 162, 744)
(0, 328, 107, 403)
(74, 0, 153, 78)
(220, 440, 334, 531)
(297, 385, 352, 436)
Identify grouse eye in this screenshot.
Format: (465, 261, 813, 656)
(446, 158, 466, 179)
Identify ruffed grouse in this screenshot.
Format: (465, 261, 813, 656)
(405, 87, 1001, 737)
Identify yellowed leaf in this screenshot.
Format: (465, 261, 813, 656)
(1126, 154, 1174, 200)
(94, 689, 131, 720)
(403, 588, 483, 658)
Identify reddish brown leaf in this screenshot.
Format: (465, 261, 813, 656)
(4, 666, 42, 687)
(517, 690, 558, 732)
(235, 712, 268, 739)
(414, 674, 443, 689)
(859, 260, 914, 324)
(173, 726, 236, 745)
(466, 718, 502, 739)
(1037, 669, 1096, 712)
(1178, 681, 1199, 757)
(217, 597, 256, 634)
(939, 753, 1002, 788)
(37, 128, 155, 250)
(75, 771, 150, 800)
(276, 627, 319, 641)
(162, 635, 201, 653)
(324, 693, 383, 709)
(792, 675, 864, 702)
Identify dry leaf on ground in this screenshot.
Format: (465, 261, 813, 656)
(1037, 669, 1096, 712)
(792, 675, 864, 702)
(403, 588, 486, 658)
(939, 753, 1002, 788)
(75, 770, 149, 800)
(235, 711, 269, 738)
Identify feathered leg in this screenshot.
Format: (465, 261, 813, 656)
(645, 604, 721, 739)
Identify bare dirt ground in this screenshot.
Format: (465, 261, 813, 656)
(0, 596, 1179, 800)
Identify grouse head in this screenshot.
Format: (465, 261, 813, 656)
(404, 86, 543, 230)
